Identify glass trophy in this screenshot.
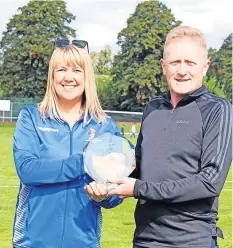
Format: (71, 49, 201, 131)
(84, 132, 135, 191)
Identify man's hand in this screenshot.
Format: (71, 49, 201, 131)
(84, 181, 108, 202)
(107, 178, 137, 199)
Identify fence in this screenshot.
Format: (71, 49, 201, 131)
(0, 97, 40, 122)
(0, 98, 142, 123)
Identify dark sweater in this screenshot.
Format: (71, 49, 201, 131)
(132, 86, 232, 248)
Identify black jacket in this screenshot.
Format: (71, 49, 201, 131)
(132, 86, 232, 248)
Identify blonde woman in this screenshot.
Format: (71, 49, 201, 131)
(12, 40, 122, 248)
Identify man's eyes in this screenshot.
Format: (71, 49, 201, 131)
(169, 61, 196, 66)
(170, 61, 179, 65)
(186, 61, 196, 65)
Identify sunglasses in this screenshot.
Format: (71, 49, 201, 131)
(55, 39, 89, 53)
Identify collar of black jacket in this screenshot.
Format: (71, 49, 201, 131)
(162, 85, 208, 104)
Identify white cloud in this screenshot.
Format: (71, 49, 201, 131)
(67, 0, 137, 52)
(162, 0, 232, 48)
(76, 23, 117, 51)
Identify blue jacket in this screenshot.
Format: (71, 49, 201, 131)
(12, 105, 123, 248)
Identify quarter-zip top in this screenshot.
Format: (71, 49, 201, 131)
(133, 85, 232, 248)
(164, 108, 175, 131)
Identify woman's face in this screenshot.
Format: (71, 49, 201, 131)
(53, 63, 85, 104)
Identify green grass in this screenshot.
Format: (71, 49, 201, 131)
(0, 124, 232, 248)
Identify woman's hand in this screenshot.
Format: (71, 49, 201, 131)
(84, 181, 108, 202)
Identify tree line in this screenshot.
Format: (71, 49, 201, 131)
(0, 0, 231, 112)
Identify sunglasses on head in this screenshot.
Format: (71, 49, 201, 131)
(55, 39, 89, 53)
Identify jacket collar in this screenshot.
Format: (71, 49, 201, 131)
(162, 85, 208, 104)
(44, 109, 98, 126)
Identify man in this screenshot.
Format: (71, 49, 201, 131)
(130, 123, 136, 138)
(108, 26, 232, 248)
(121, 124, 125, 136)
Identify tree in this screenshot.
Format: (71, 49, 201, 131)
(90, 51, 99, 74)
(0, 49, 5, 96)
(217, 34, 232, 102)
(97, 45, 112, 75)
(203, 77, 226, 99)
(96, 74, 114, 109)
(207, 48, 219, 80)
(206, 35, 232, 102)
(111, 0, 181, 111)
(0, 0, 75, 98)
(204, 48, 224, 97)
(90, 45, 112, 75)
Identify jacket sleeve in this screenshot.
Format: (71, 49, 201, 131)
(13, 107, 84, 186)
(134, 101, 232, 202)
(93, 195, 123, 209)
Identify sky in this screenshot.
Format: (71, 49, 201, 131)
(0, 0, 232, 54)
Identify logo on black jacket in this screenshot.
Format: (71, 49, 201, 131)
(176, 120, 189, 124)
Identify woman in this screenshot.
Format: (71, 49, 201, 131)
(12, 40, 122, 248)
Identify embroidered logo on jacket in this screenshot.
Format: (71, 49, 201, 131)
(38, 127, 59, 132)
(176, 120, 189, 124)
(87, 128, 96, 140)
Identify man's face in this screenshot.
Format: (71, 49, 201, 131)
(160, 37, 210, 97)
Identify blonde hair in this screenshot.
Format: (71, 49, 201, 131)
(38, 45, 106, 123)
(163, 26, 208, 58)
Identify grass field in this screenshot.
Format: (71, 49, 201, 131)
(0, 124, 232, 248)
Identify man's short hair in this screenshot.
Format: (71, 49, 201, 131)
(163, 26, 208, 58)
